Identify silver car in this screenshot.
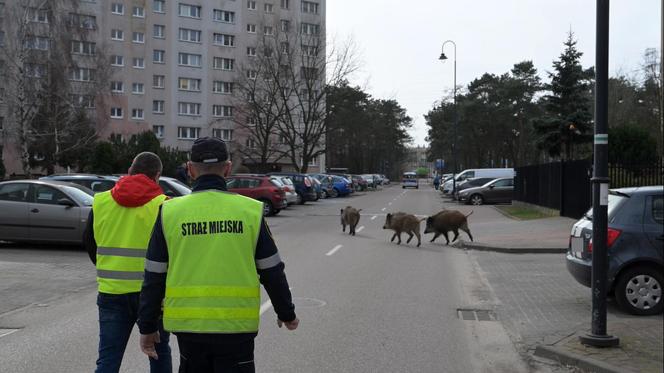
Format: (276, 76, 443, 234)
(0, 180, 94, 244)
(274, 176, 298, 205)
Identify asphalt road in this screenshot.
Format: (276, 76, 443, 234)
(0, 185, 534, 373)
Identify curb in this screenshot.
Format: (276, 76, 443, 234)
(452, 241, 567, 254)
(534, 345, 639, 373)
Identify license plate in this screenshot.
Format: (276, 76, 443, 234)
(571, 236, 584, 254)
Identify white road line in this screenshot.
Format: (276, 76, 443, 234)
(381, 207, 386, 211)
(356, 226, 364, 233)
(388, 202, 392, 205)
(371, 215, 377, 220)
(259, 301, 273, 315)
(326, 244, 343, 256)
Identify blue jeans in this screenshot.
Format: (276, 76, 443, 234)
(96, 293, 172, 373)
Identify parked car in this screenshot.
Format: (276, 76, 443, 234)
(402, 172, 419, 189)
(443, 168, 515, 195)
(158, 176, 192, 197)
(307, 175, 321, 201)
(310, 174, 335, 198)
(40, 174, 116, 194)
(270, 176, 298, 205)
(457, 177, 514, 205)
(361, 174, 377, 189)
(380, 175, 390, 185)
(330, 175, 353, 196)
(566, 186, 663, 315)
(0, 180, 94, 244)
(351, 175, 368, 191)
(267, 172, 317, 204)
(453, 177, 497, 199)
(225, 175, 287, 216)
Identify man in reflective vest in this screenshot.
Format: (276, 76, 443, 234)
(84, 152, 172, 373)
(138, 137, 298, 372)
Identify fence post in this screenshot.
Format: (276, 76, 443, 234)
(559, 160, 565, 217)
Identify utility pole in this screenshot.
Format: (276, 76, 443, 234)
(579, 0, 619, 348)
(661, 0, 663, 159)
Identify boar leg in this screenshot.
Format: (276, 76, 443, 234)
(443, 232, 450, 245)
(390, 232, 397, 242)
(452, 229, 460, 242)
(342, 221, 346, 232)
(415, 232, 421, 247)
(430, 232, 441, 242)
(462, 227, 473, 242)
(396, 232, 402, 244)
(406, 232, 414, 244)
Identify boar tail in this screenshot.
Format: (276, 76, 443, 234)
(465, 210, 474, 218)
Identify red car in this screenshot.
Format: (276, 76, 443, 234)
(226, 175, 288, 216)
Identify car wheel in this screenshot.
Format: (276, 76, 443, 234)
(262, 200, 275, 216)
(297, 193, 305, 205)
(615, 266, 663, 315)
(402, 186, 405, 189)
(331, 188, 339, 198)
(322, 190, 328, 198)
(470, 194, 484, 205)
(416, 186, 419, 189)
(273, 209, 281, 215)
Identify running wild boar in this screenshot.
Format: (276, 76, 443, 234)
(340, 206, 362, 236)
(382, 212, 425, 247)
(424, 210, 474, 244)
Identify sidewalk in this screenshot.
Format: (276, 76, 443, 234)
(439, 199, 575, 252)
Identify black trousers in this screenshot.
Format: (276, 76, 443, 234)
(176, 336, 255, 373)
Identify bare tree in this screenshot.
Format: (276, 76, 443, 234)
(0, 0, 109, 176)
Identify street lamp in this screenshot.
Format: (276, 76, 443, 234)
(439, 40, 458, 194)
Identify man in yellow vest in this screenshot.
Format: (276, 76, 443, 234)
(138, 137, 298, 372)
(84, 152, 172, 373)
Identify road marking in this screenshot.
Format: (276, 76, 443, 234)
(381, 207, 386, 211)
(0, 329, 20, 338)
(326, 244, 343, 256)
(388, 202, 392, 205)
(371, 215, 377, 220)
(260, 300, 273, 315)
(356, 226, 364, 233)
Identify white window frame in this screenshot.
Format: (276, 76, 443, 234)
(178, 28, 201, 43)
(111, 55, 124, 66)
(25, 36, 49, 50)
(153, 49, 165, 64)
(71, 40, 96, 55)
(247, 1, 256, 10)
(111, 81, 124, 93)
(212, 81, 233, 94)
(133, 57, 145, 69)
(111, 29, 124, 41)
(132, 32, 145, 44)
(264, 26, 273, 35)
(178, 52, 202, 67)
(264, 3, 273, 13)
(213, 57, 234, 71)
(153, 24, 165, 38)
(301, 1, 319, 14)
(213, 9, 235, 23)
(178, 3, 201, 18)
(177, 126, 201, 140)
(153, 125, 165, 138)
(246, 47, 256, 57)
(178, 77, 202, 92)
(153, 0, 165, 13)
(153, 75, 165, 88)
(214, 33, 234, 47)
(178, 102, 202, 116)
(110, 107, 123, 119)
(131, 108, 144, 120)
(111, 3, 124, 15)
(280, 0, 289, 9)
(247, 70, 257, 79)
(132, 82, 145, 94)
(132, 6, 145, 18)
(246, 24, 256, 33)
(70, 67, 94, 82)
(152, 100, 165, 114)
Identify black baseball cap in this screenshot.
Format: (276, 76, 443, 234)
(190, 137, 229, 163)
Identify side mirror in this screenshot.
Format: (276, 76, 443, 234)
(164, 191, 177, 198)
(489, 185, 495, 189)
(57, 198, 76, 207)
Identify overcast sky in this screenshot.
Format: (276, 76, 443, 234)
(327, 0, 662, 146)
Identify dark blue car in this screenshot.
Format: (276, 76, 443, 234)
(267, 173, 317, 204)
(331, 175, 353, 197)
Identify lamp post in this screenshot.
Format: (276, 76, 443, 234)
(439, 41, 457, 194)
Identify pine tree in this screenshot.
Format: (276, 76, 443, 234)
(534, 32, 594, 160)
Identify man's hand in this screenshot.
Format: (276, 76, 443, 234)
(140, 332, 160, 359)
(277, 317, 299, 330)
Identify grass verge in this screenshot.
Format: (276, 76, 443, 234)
(496, 205, 552, 220)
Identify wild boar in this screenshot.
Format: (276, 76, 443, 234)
(340, 206, 362, 236)
(382, 212, 426, 247)
(424, 210, 474, 244)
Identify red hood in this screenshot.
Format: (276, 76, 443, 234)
(111, 174, 164, 207)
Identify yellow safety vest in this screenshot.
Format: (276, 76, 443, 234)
(160, 190, 263, 333)
(93, 191, 167, 294)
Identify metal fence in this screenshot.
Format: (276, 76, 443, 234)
(514, 160, 662, 219)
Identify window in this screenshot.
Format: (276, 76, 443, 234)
(25, 36, 49, 50)
(153, 49, 165, 63)
(24, 63, 47, 78)
(214, 33, 234, 46)
(178, 3, 201, 18)
(652, 196, 663, 224)
(132, 82, 144, 94)
(212, 105, 234, 118)
(301, 44, 318, 56)
(280, 20, 290, 32)
(70, 13, 97, 29)
(132, 32, 145, 43)
(246, 24, 256, 33)
(153, 75, 165, 88)
(280, 0, 289, 9)
(178, 126, 200, 139)
(246, 47, 256, 57)
(111, 81, 124, 92)
(308, 155, 318, 166)
(153, 125, 165, 138)
(70, 67, 95, 81)
(178, 102, 201, 116)
(301, 23, 320, 35)
(264, 26, 273, 35)
(213, 9, 235, 23)
(281, 42, 290, 54)
(71, 94, 95, 109)
(492, 179, 513, 188)
(111, 55, 125, 66)
(178, 77, 201, 91)
(111, 107, 123, 118)
(247, 70, 257, 79)
(178, 52, 202, 67)
(111, 3, 124, 14)
(153, 24, 165, 38)
(27, 7, 49, 23)
(213, 57, 234, 70)
(212, 129, 233, 140)
(245, 138, 256, 148)
(178, 28, 201, 43)
(212, 81, 233, 94)
(153, 100, 165, 113)
(0, 31, 4, 47)
(71, 40, 96, 55)
(131, 108, 144, 119)
(301, 1, 319, 14)
(264, 3, 273, 13)
(153, 0, 165, 13)
(247, 1, 256, 10)
(0, 183, 29, 202)
(133, 57, 145, 69)
(132, 6, 145, 17)
(111, 29, 124, 40)
(34, 185, 70, 205)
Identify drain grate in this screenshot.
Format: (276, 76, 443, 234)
(457, 308, 497, 321)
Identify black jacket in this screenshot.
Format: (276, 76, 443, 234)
(137, 174, 296, 343)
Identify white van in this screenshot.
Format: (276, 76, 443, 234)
(402, 172, 419, 189)
(442, 168, 514, 194)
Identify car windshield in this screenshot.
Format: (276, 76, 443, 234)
(61, 185, 94, 206)
(270, 178, 284, 187)
(583, 193, 629, 220)
(166, 179, 192, 195)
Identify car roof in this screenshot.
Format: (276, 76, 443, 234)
(40, 174, 112, 180)
(613, 186, 663, 195)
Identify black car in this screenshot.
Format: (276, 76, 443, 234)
(453, 177, 496, 199)
(267, 172, 317, 204)
(566, 186, 663, 315)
